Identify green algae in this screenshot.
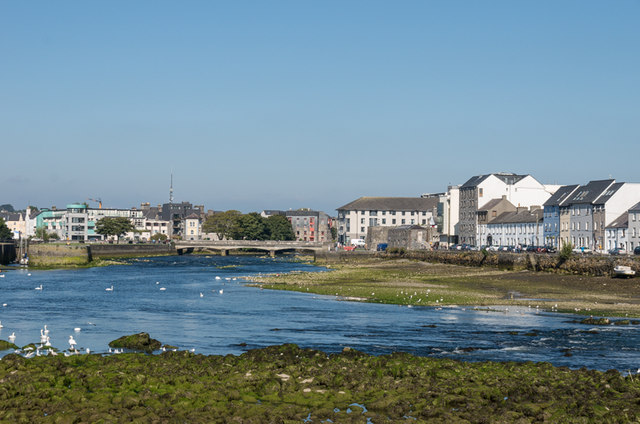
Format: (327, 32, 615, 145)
(1, 344, 639, 422)
(108, 332, 161, 352)
(0, 340, 18, 351)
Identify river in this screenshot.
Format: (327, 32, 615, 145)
(1, 255, 639, 372)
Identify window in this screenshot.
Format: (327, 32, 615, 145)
(382, 219, 386, 224)
(360, 227, 365, 233)
(392, 219, 396, 225)
(401, 219, 406, 225)
(360, 218, 365, 224)
(479, 188, 483, 197)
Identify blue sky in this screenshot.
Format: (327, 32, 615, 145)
(2, 1, 638, 213)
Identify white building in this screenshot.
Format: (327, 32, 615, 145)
(605, 212, 628, 252)
(479, 208, 544, 247)
(337, 197, 439, 245)
(458, 173, 558, 246)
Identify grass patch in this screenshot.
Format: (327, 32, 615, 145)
(249, 258, 640, 318)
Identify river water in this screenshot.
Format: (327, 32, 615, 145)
(0, 255, 639, 372)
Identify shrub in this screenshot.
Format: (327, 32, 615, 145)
(558, 243, 573, 262)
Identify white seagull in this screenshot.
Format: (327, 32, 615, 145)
(215, 276, 221, 280)
(8, 332, 16, 342)
(219, 289, 224, 295)
(43, 325, 49, 336)
(159, 287, 166, 291)
(68, 335, 77, 350)
(199, 292, 204, 298)
(35, 284, 43, 290)
(105, 285, 114, 291)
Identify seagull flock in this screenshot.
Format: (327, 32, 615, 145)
(0, 272, 234, 358)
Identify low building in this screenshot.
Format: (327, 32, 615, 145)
(628, 202, 640, 251)
(481, 208, 544, 247)
(605, 212, 628, 252)
(336, 197, 438, 245)
(184, 213, 201, 241)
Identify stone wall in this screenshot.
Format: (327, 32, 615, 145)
(390, 250, 640, 277)
(89, 244, 176, 258)
(28, 243, 177, 267)
(0, 242, 16, 265)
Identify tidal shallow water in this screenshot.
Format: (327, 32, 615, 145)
(1, 255, 639, 371)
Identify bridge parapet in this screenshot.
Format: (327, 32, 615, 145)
(174, 240, 331, 257)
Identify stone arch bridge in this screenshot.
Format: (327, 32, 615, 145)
(174, 240, 330, 257)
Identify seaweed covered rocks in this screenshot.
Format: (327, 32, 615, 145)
(108, 332, 161, 352)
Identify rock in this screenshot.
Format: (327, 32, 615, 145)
(108, 333, 161, 352)
(0, 340, 19, 351)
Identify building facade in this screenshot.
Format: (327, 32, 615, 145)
(336, 197, 438, 245)
(458, 173, 556, 246)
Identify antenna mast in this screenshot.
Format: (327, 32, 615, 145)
(169, 172, 174, 204)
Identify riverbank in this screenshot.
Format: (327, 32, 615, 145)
(1, 344, 638, 422)
(251, 257, 640, 318)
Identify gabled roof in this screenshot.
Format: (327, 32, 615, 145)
(460, 173, 528, 189)
(593, 182, 624, 205)
(478, 197, 514, 212)
(606, 212, 628, 229)
(337, 197, 438, 212)
(488, 208, 543, 225)
(185, 213, 200, 220)
(566, 179, 615, 205)
(543, 184, 580, 207)
(629, 202, 640, 212)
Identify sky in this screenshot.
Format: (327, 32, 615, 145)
(1, 1, 639, 213)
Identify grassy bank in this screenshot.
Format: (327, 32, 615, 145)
(1, 344, 639, 423)
(251, 258, 640, 318)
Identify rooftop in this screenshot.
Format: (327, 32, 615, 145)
(337, 196, 439, 212)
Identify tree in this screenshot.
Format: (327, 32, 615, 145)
(236, 213, 267, 240)
(0, 218, 12, 240)
(265, 215, 295, 241)
(0, 204, 15, 212)
(96, 217, 134, 243)
(330, 226, 337, 241)
(151, 233, 168, 242)
(35, 227, 52, 242)
(202, 210, 242, 240)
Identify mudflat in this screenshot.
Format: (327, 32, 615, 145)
(252, 258, 640, 318)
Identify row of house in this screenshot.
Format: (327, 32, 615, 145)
(0, 202, 205, 242)
(335, 173, 640, 252)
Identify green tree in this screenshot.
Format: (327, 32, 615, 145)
(330, 226, 337, 241)
(235, 213, 267, 240)
(96, 217, 134, 243)
(265, 215, 294, 241)
(0, 218, 12, 240)
(202, 210, 241, 240)
(0, 204, 15, 212)
(35, 227, 52, 242)
(151, 233, 168, 242)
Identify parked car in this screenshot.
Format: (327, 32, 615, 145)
(635, 246, 640, 255)
(608, 248, 626, 256)
(376, 243, 388, 252)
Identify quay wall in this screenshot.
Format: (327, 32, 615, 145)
(28, 243, 176, 267)
(0, 242, 16, 265)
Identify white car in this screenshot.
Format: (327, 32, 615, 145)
(350, 239, 366, 247)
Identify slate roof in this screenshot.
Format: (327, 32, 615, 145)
(566, 180, 615, 205)
(0, 212, 22, 221)
(488, 208, 543, 225)
(606, 212, 628, 229)
(185, 213, 200, 220)
(337, 197, 439, 212)
(543, 184, 580, 207)
(285, 210, 322, 217)
(478, 197, 513, 212)
(460, 173, 528, 189)
(593, 182, 624, 205)
(629, 202, 640, 212)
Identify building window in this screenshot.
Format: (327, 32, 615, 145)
(382, 219, 386, 224)
(360, 227, 365, 233)
(401, 219, 406, 225)
(392, 219, 396, 225)
(479, 188, 483, 197)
